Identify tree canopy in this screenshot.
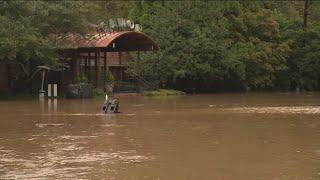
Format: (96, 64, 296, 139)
(128, 0, 320, 92)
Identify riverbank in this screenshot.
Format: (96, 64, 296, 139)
(143, 89, 186, 96)
(2, 89, 319, 101)
(0, 88, 186, 100)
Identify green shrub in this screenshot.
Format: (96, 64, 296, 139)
(106, 70, 115, 83)
(93, 88, 105, 98)
(75, 74, 88, 83)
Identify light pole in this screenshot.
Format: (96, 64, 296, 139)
(37, 66, 50, 99)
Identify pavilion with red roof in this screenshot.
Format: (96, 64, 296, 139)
(49, 28, 159, 92)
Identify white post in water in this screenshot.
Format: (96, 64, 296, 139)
(48, 84, 52, 97)
(39, 70, 46, 99)
(53, 84, 58, 98)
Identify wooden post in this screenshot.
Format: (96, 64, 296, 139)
(75, 51, 80, 82)
(136, 51, 141, 92)
(119, 52, 123, 81)
(84, 55, 88, 74)
(94, 50, 98, 87)
(118, 52, 122, 65)
(97, 49, 101, 88)
(60, 69, 63, 89)
(137, 51, 141, 77)
(79, 58, 83, 80)
(88, 52, 91, 83)
(103, 51, 107, 91)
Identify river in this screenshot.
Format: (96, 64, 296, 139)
(0, 93, 320, 179)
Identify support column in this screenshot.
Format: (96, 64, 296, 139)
(74, 51, 80, 82)
(136, 51, 141, 92)
(118, 52, 122, 65)
(103, 51, 107, 91)
(95, 49, 101, 88)
(79, 58, 83, 79)
(84, 55, 88, 74)
(94, 51, 98, 86)
(136, 51, 141, 77)
(119, 52, 123, 81)
(88, 52, 91, 83)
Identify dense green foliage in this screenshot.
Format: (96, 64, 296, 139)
(1, 0, 320, 92)
(129, 1, 320, 92)
(0, 0, 132, 92)
(0, 0, 90, 91)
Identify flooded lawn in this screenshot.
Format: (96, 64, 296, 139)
(1, 93, 320, 179)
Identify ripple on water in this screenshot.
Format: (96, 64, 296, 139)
(0, 142, 152, 179)
(59, 135, 98, 140)
(100, 124, 124, 128)
(35, 123, 64, 128)
(25, 113, 106, 116)
(226, 106, 320, 114)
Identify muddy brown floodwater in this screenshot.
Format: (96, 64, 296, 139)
(0, 93, 320, 179)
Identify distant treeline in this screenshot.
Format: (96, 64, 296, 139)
(1, 1, 320, 93)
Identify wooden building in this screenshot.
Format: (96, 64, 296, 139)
(47, 30, 159, 92)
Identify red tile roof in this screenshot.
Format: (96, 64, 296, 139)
(69, 31, 159, 52)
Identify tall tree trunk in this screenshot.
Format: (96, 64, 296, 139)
(297, 0, 310, 92)
(304, 0, 309, 30)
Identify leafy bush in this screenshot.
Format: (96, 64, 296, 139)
(93, 88, 105, 98)
(74, 74, 88, 83)
(105, 70, 115, 83)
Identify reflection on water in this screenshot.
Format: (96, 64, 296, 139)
(1, 93, 320, 179)
(227, 106, 320, 114)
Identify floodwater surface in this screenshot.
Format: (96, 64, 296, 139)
(0, 93, 320, 179)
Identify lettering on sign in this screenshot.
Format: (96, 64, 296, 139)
(96, 18, 143, 37)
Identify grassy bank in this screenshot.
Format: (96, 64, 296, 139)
(0, 90, 68, 100)
(143, 89, 186, 96)
(0, 91, 37, 100)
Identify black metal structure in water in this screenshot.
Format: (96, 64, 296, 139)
(102, 99, 119, 113)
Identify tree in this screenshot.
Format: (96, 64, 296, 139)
(129, 1, 291, 91)
(223, 2, 291, 90)
(0, 0, 89, 92)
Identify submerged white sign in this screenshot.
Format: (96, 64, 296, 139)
(97, 18, 142, 34)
